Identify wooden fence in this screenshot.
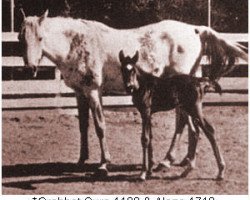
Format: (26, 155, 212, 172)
(2, 32, 248, 110)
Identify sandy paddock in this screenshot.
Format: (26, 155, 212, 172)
(2, 106, 248, 194)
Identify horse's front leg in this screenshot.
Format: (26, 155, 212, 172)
(89, 89, 111, 175)
(180, 116, 200, 178)
(140, 108, 153, 180)
(76, 91, 90, 166)
(179, 115, 200, 167)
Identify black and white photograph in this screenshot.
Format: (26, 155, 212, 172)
(2, 0, 248, 196)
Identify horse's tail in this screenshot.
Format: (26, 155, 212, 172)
(196, 26, 248, 81)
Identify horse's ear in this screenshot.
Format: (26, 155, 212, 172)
(132, 51, 139, 64)
(119, 50, 125, 63)
(20, 8, 26, 20)
(39, 9, 49, 25)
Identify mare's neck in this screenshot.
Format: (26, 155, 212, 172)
(136, 71, 157, 92)
(41, 18, 88, 66)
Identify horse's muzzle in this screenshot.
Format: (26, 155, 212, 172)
(32, 66, 38, 78)
(25, 64, 38, 78)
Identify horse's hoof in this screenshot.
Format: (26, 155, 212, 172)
(180, 168, 191, 178)
(179, 157, 191, 167)
(216, 174, 224, 181)
(94, 168, 108, 177)
(77, 159, 87, 167)
(217, 164, 225, 181)
(216, 176, 224, 181)
(180, 163, 193, 178)
(166, 154, 176, 163)
(147, 170, 153, 177)
(139, 172, 147, 181)
(96, 169, 108, 177)
(96, 164, 108, 177)
(153, 162, 171, 172)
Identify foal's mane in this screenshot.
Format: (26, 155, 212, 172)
(133, 64, 162, 88)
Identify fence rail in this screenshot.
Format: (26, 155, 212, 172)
(2, 32, 248, 110)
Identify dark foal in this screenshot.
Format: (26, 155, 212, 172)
(119, 50, 225, 180)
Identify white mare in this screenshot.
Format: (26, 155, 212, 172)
(18, 10, 248, 175)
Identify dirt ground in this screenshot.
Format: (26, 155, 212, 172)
(2, 106, 248, 195)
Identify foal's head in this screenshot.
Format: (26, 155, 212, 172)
(18, 10, 49, 76)
(119, 50, 140, 93)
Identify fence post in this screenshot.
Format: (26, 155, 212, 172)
(10, 0, 15, 32)
(55, 68, 63, 113)
(208, 0, 211, 27)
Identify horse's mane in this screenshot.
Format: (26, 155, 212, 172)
(24, 16, 113, 36)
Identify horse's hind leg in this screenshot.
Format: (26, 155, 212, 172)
(155, 108, 187, 172)
(191, 103, 225, 179)
(76, 92, 90, 166)
(89, 89, 111, 175)
(200, 117, 225, 180)
(168, 108, 188, 162)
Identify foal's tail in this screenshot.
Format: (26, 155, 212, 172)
(210, 81, 222, 95)
(196, 26, 248, 81)
(202, 78, 222, 95)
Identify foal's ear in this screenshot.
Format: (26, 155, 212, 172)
(119, 50, 125, 63)
(132, 51, 139, 64)
(39, 9, 49, 25)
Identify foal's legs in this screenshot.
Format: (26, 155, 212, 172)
(180, 115, 200, 166)
(167, 108, 188, 162)
(199, 117, 225, 180)
(187, 103, 225, 179)
(89, 89, 111, 174)
(155, 107, 187, 171)
(178, 111, 201, 167)
(180, 117, 200, 177)
(140, 108, 154, 180)
(76, 92, 90, 165)
(156, 108, 198, 171)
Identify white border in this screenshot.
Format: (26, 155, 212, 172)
(0, 195, 249, 200)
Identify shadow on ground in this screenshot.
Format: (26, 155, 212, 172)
(2, 162, 218, 191)
(3, 162, 142, 178)
(2, 162, 146, 190)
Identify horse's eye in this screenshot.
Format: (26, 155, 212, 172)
(38, 37, 43, 42)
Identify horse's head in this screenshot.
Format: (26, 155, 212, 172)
(119, 50, 140, 93)
(18, 10, 49, 77)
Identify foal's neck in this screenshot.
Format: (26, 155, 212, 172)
(137, 73, 156, 89)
